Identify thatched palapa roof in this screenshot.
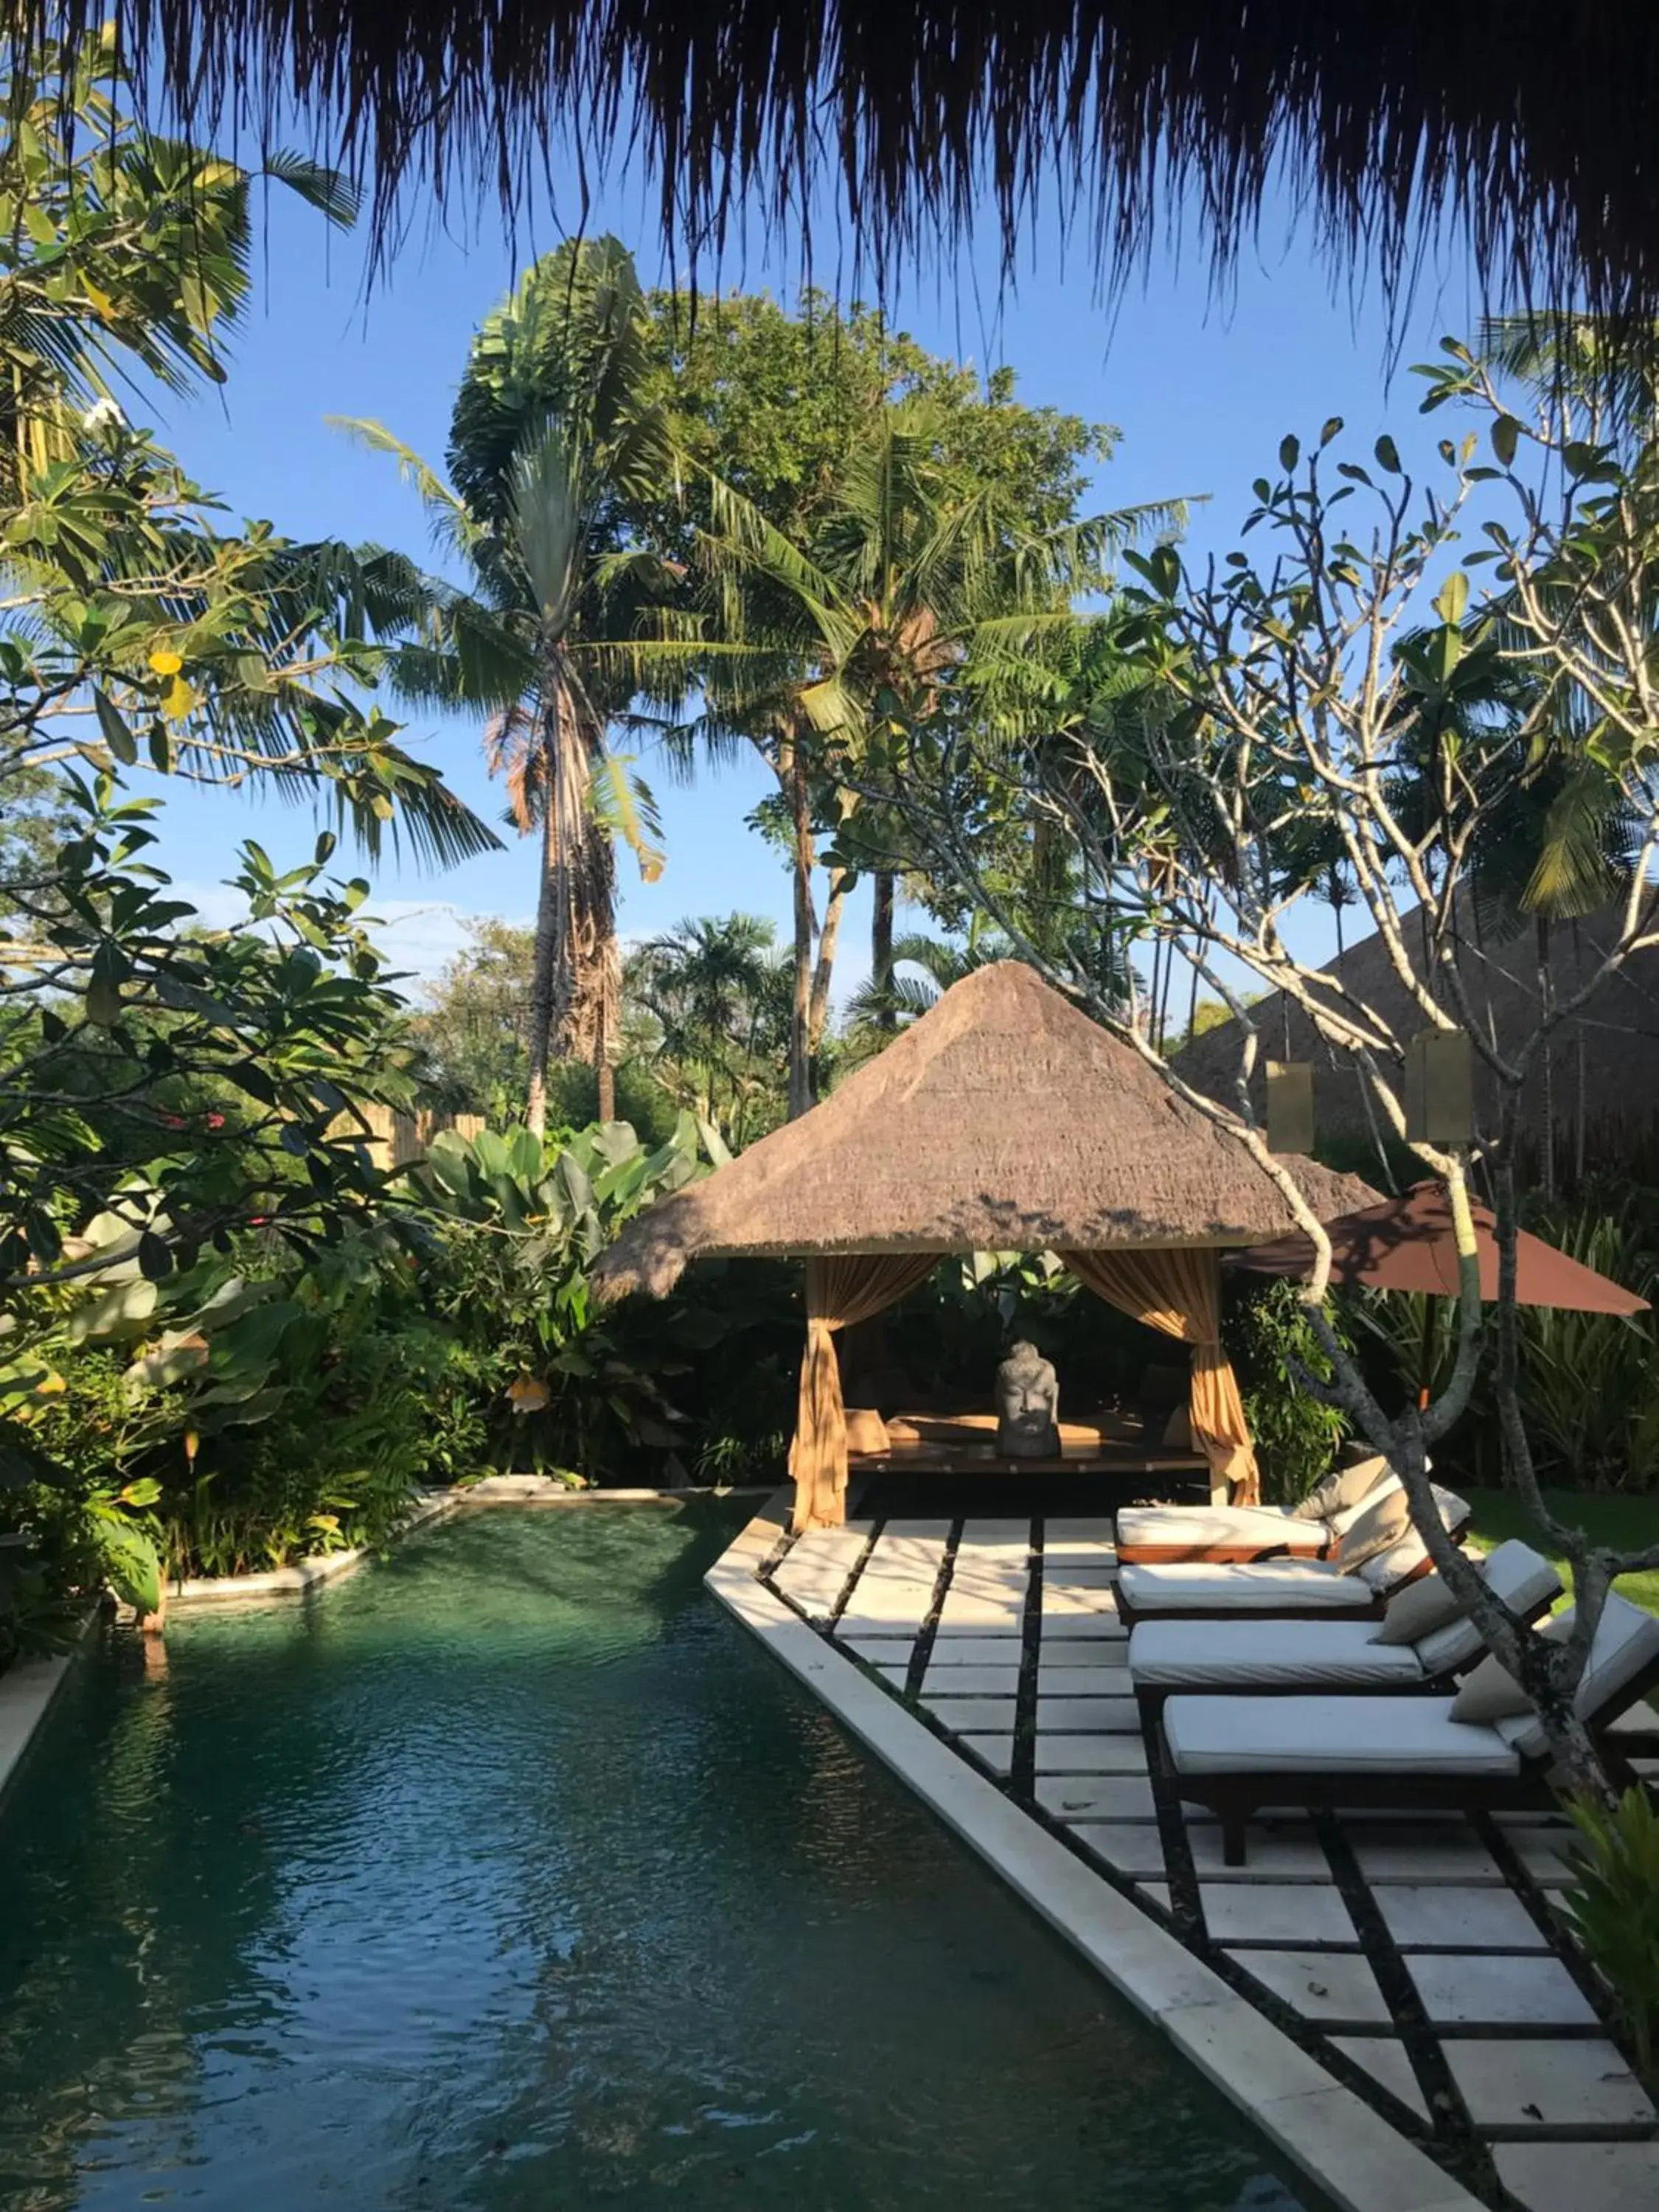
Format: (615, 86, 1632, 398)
(594, 962, 1377, 1299)
(33, 1, 1659, 321)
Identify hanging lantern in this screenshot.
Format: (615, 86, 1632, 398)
(1404, 1028, 1474, 1144)
(1265, 1060, 1315, 1154)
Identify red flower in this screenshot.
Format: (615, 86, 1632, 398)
(204, 1111, 226, 1130)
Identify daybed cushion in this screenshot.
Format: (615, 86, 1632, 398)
(1373, 1571, 1464, 1646)
(1130, 1618, 1425, 1691)
(1163, 1693, 1525, 1778)
(1293, 1453, 1394, 1523)
(1119, 1560, 1373, 1614)
(844, 1407, 891, 1455)
(1115, 1503, 1326, 1557)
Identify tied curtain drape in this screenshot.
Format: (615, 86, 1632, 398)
(790, 1253, 939, 1530)
(1060, 1247, 1260, 1504)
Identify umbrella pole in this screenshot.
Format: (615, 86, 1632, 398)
(1418, 1298, 1435, 1411)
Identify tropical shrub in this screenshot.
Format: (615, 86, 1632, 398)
(1558, 1786, 1659, 2084)
(1224, 1277, 1351, 1506)
(404, 1117, 722, 1482)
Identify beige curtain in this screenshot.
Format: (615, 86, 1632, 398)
(789, 1253, 939, 1530)
(1060, 1247, 1260, 1504)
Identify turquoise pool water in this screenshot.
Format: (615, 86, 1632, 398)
(0, 1505, 1315, 2210)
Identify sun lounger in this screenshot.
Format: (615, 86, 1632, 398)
(1128, 1540, 1561, 1722)
(1157, 1591, 1659, 1863)
(1116, 1455, 1398, 1565)
(1115, 1485, 1470, 1624)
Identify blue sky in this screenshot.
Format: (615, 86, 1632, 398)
(141, 164, 1494, 1003)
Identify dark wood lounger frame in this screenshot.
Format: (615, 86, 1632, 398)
(1155, 1647, 1659, 1865)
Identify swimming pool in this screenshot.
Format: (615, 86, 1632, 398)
(0, 1503, 1318, 2208)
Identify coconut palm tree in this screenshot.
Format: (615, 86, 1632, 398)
(627, 913, 790, 1146)
(701, 401, 1184, 1106)
(335, 238, 707, 1133)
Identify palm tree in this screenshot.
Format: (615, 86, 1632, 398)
(627, 913, 790, 1147)
(335, 239, 705, 1133)
(701, 401, 1183, 1107)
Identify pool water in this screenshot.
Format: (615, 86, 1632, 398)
(0, 1505, 1316, 2210)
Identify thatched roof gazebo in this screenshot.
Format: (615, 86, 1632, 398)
(596, 962, 1375, 1528)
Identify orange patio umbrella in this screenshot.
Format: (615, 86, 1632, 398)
(1231, 1180, 1649, 1401)
(1233, 1181, 1649, 1313)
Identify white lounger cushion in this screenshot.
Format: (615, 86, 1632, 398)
(1164, 1694, 1524, 1777)
(1119, 1559, 1372, 1613)
(1115, 1503, 1326, 1554)
(1411, 1540, 1562, 1675)
(1500, 1595, 1659, 1760)
(1130, 1618, 1426, 1690)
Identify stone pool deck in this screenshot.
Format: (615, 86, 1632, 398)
(710, 1496, 1658, 2212)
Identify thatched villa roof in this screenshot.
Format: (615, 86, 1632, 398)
(594, 961, 1377, 1298)
(43, 2, 1659, 321)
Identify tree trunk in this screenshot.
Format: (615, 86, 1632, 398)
(785, 737, 815, 1119)
(595, 1051, 616, 1123)
(525, 774, 562, 1140)
(810, 866, 849, 1063)
(871, 869, 897, 1029)
(1537, 914, 1555, 1197)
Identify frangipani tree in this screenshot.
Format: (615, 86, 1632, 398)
(869, 343, 1659, 1797)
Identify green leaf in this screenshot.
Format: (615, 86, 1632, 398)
(94, 1517, 161, 1615)
(1374, 434, 1402, 475)
(1319, 417, 1343, 448)
(137, 1231, 172, 1281)
(1432, 571, 1470, 625)
(1279, 436, 1300, 474)
(94, 689, 138, 765)
(1492, 414, 1521, 467)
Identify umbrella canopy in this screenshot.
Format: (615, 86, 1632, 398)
(1232, 1181, 1649, 1315)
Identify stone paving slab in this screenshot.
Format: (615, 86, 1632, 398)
(1036, 1774, 1157, 1820)
(1041, 1564, 1120, 1587)
(923, 1663, 1020, 1696)
(1329, 2039, 1430, 2122)
(921, 1694, 1018, 1731)
(1403, 1951, 1599, 2026)
(841, 1635, 915, 1663)
(933, 1599, 1026, 1632)
(1442, 2038, 1655, 2127)
(1037, 1644, 1128, 1674)
(1503, 1826, 1579, 1885)
(1201, 1884, 1357, 1947)
(923, 1637, 1022, 1665)
(1033, 1734, 1149, 1773)
(1494, 2141, 1659, 2212)
(1346, 1825, 1505, 1885)
(1187, 1825, 1335, 1882)
(1039, 1612, 1127, 1639)
(1228, 1950, 1392, 2027)
(1070, 1823, 1169, 1879)
(958, 1733, 1014, 1777)
(1372, 1885, 1548, 1951)
(1035, 1695, 1140, 1731)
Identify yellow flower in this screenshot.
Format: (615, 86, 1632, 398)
(159, 675, 197, 721)
(147, 647, 183, 677)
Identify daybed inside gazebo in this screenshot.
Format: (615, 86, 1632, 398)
(594, 964, 1374, 1530)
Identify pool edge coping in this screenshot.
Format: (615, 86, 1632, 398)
(707, 1492, 1484, 2212)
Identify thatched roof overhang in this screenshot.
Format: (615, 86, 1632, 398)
(29, 2, 1659, 323)
(594, 961, 1378, 1299)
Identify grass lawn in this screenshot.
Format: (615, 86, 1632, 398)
(1464, 1486, 1659, 1618)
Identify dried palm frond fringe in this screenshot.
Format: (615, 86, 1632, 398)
(10, 3, 1659, 325)
(593, 960, 1378, 1299)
